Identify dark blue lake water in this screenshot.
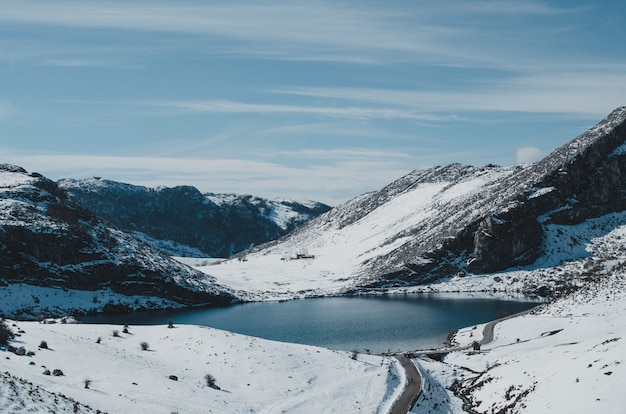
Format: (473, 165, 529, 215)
(82, 293, 539, 353)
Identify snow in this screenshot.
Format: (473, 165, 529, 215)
(197, 169, 515, 300)
(527, 186, 555, 199)
(0, 284, 183, 319)
(413, 268, 626, 413)
(1, 321, 403, 414)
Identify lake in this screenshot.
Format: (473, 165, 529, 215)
(82, 293, 540, 354)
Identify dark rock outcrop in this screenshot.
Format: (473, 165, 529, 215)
(0, 165, 237, 317)
(238, 107, 626, 290)
(57, 178, 331, 257)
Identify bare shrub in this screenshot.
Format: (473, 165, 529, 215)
(205, 374, 220, 390)
(112, 330, 120, 337)
(0, 320, 13, 346)
(140, 341, 149, 351)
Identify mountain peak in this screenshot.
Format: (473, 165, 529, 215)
(206, 107, 626, 297)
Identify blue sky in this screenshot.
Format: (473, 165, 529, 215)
(1, 0, 625, 205)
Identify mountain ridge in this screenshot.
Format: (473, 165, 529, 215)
(58, 177, 331, 257)
(0, 165, 237, 318)
(204, 106, 626, 298)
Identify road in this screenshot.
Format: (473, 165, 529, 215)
(389, 355, 422, 414)
(388, 307, 538, 413)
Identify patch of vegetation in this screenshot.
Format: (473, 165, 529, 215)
(0, 320, 13, 346)
(205, 374, 220, 390)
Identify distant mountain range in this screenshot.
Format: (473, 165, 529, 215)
(2, 107, 626, 316)
(0, 167, 328, 317)
(57, 178, 331, 258)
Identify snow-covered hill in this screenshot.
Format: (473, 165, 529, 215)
(0, 320, 402, 413)
(202, 107, 626, 300)
(0, 164, 237, 318)
(415, 256, 626, 413)
(58, 178, 330, 257)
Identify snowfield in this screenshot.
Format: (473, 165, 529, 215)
(412, 266, 626, 414)
(1, 321, 403, 413)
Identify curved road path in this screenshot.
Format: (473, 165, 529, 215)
(390, 355, 422, 414)
(388, 307, 537, 413)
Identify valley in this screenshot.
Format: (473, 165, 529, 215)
(2, 107, 626, 412)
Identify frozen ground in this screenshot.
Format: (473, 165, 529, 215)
(0, 321, 403, 413)
(415, 264, 626, 413)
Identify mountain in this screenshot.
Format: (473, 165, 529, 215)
(57, 178, 331, 257)
(203, 107, 626, 298)
(0, 164, 237, 318)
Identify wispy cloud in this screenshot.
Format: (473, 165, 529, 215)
(0, 0, 591, 68)
(8, 152, 411, 205)
(516, 147, 546, 164)
(275, 69, 626, 117)
(144, 100, 462, 121)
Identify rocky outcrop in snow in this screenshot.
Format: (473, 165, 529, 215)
(0, 165, 236, 317)
(58, 178, 330, 257)
(207, 107, 626, 296)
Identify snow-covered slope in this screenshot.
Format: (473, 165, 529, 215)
(417, 258, 626, 413)
(202, 107, 626, 300)
(58, 178, 331, 257)
(0, 320, 403, 414)
(0, 164, 237, 318)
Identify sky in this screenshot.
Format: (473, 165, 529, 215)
(1, 0, 625, 205)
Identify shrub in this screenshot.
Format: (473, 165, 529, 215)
(39, 340, 48, 349)
(84, 379, 92, 389)
(205, 374, 220, 390)
(167, 320, 174, 329)
(0, 320, 13, 346)
(112, 330, 120, 337)
(140, 341, 149, 351)
(123, 325, 129, 334)
(96, 337, 101, 344)
(52, 369, 64, 376)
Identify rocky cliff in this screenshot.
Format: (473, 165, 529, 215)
(206, 107, 626, 296)
(58, 178, 330, 257)
(0, 164, 237, 317)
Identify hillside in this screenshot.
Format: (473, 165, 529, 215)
(201, 107, 626, 300)
(0, 320, 402, 413)
(58, 178, 330, 257)
(0, 165, 237, 318)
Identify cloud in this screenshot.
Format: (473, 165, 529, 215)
(516, 146, 545, 164)
(8, 152, 411, 205)
(276, 69, 626, 118)
(0, 0, 590, 68)
(145, 99, 461, 121)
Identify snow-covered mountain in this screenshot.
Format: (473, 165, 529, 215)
(204, 107, 626, 299)
(0, 164, 237, 318)
(57, 178, 331, 257)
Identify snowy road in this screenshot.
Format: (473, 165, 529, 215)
(390, 355, 422, 414)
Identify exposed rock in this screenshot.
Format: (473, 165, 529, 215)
(57, 179, 331, 257)
(0, 167, 238, 317)
(230, 107, 626, 290)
